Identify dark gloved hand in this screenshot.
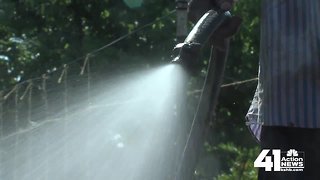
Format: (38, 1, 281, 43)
(215, 0, 237, 11)
(188, 0, 241, 51)
(188, 0, 237, 22)
(188, 0, 213, 23)
(210, 15, 242, 51)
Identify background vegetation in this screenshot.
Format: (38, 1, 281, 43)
(0, 0, 260, 179)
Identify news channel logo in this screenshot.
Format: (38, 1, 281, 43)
(254, 149, 304, 172)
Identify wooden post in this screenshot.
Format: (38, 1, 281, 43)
(175, 46, 229, 180)
(42, 75, 49, 180)
(0, 91, 3, 138)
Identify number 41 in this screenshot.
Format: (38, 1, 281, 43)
(254, 149, 281, 171)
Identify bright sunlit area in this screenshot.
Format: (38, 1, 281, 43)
(1, 64, 189, 179)
(0, 0, 261, 180)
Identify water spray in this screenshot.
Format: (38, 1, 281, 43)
(0, 1, 240, 179)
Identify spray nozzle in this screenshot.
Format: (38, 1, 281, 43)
(171, 42, 202, 74)
(171, 9, 232, 74)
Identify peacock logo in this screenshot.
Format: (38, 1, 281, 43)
(287, 149, 299, 157)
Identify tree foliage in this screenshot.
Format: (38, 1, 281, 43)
(0, 0, 176, 89)
(0, 0, 261, 179)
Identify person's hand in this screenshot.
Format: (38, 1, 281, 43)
(188, 0, 213, 23)
(210, 16, 242, 51)
(188, 0, 241, 50)
(188, 0, 238, 23)
(215, 0, 238, 11)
